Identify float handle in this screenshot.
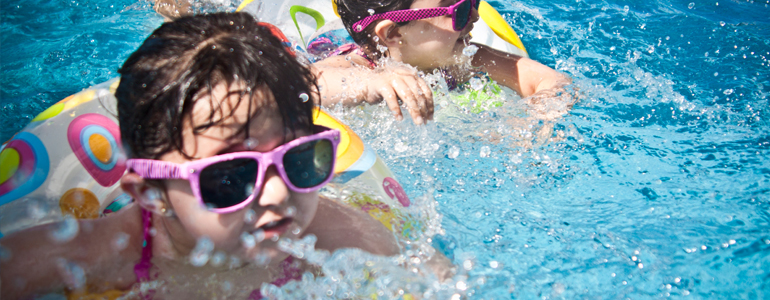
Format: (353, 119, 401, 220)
(290, 5, 326, 46)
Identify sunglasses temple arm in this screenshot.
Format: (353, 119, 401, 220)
(353, 7, 451, 32)
(127, 159, 186, 180)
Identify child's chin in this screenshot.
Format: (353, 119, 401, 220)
(241, 246, 287, 265)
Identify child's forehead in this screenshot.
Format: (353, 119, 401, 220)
(190, 82, 274, 125)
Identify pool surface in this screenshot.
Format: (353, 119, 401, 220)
(1, 0, 769, 298)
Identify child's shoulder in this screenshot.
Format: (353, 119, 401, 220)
(306, 197, 399, 256)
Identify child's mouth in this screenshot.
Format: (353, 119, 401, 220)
(258, 217, 293, 238)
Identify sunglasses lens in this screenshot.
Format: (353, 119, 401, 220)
(455, 0, 472, 31)
(199, 158, 259, 209)
(283, 139, 334, 189)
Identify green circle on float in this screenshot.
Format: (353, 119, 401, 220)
(0, 148, 20, 184)
(31, 102, 65, 122)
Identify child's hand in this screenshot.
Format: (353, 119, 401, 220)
(312, 59, 434, 125)
(364, 66, 434, 125)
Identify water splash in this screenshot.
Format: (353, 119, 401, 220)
(189, 236, 215, 267)
(49, 215, 79, 243)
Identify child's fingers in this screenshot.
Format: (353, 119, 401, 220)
(392, 78, 424, 125)
(401, 78, 431, 123)
(379, 86, 404, 121)
(416, 78, 434, 120)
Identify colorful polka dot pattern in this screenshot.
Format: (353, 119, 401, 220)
(59, 188, 101, 219)
(0, 132, 50, 206)
(67, 113, 125, 187)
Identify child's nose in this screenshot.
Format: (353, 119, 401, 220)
(255, 166, 290, 208)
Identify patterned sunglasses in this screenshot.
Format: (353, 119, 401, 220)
(126, 125, 340, 214)
(352, 0, 480, 33)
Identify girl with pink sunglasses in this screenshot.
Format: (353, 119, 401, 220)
(0, 12, 400, 299)
(313, 0, 572, 124)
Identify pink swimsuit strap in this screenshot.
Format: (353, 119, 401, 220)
(330, 43, 377, 68)
(134, 208, 154, 282)
(134, 208, 301, 299)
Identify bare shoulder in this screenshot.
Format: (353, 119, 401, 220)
(313, 53, 372, 69)
(305, 197, 400, 256)
(0, 205, 144, 297)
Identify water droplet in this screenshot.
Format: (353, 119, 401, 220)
(723, 89, 734, 95)
(241, 231, 256, 249)
(462, 44, 479, 57)
(244, 209, 256, 223)
(285, 206, 296, 217)
(299, 92, 310, 102)
(112, 232, 130, 251)
(489, 261, 500, 269)
(253, 229, 265, 243)
(447, 146, 460, 159)
(480, 146, 491, 157)
(688, 2, 695, 9)
(27, 201, 47, 221)
(254, 251, 271, 266)
(469, 77, 484, 90)
(212, 45, 217, 50)
(372, 36, 379, 43)
(456, 280, 468, 291)
(189, 236, 214, 267)
(720, 21, 726, 26)
(258, 51, 263, 55)
(210, 251, 227, 267)
(56, 258, 86, 290)
(367, 9, 375, 15)
(228, 256, 242, 269)
(49, 216, 79, 243)
(292, 227, 301, 235)
(345, 55, 352, 61)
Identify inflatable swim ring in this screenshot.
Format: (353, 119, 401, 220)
(0, 86, 420, 241)
(237, 0, 529, 58)
(0, 79, 419, 240)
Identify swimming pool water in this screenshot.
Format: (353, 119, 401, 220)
(1, 0, 768, 298)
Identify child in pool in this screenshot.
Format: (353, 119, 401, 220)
(313, 0, 572, 124)
(0, 12, 399, 299)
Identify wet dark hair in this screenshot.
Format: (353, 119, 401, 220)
(335, 0, 415, 58)
(116, 12, 316, 160)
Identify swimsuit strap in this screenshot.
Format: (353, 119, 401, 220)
(330, 43, 377, 68)
(247, 256, 303, 299)
(134, 208, 153, 282)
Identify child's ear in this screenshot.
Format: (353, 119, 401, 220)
(373, 21, 402, 47)
(121, 173, 168, 215)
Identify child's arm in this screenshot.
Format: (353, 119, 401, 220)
(312, 56, 434, 125)
(306, 197, 400, 256)
(472, 43, 571, 97)
(0, 206, 143, 298)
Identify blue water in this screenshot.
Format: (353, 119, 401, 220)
(2, 0, 769, 298)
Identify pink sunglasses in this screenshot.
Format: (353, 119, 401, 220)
(126, 125, 340, 214)
(352, 0, 480, 33)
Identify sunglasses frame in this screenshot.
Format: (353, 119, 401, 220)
(126, 125, 340, 214)
(352, 0, 480, 33)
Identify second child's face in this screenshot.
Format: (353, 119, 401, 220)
(396, 0, 479, 70)
(161, 82, 318, 263)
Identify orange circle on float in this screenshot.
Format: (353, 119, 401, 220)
(0, 148, 20, 185)
(88, 134, 113, 164)
(60, 188, 100, 219)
